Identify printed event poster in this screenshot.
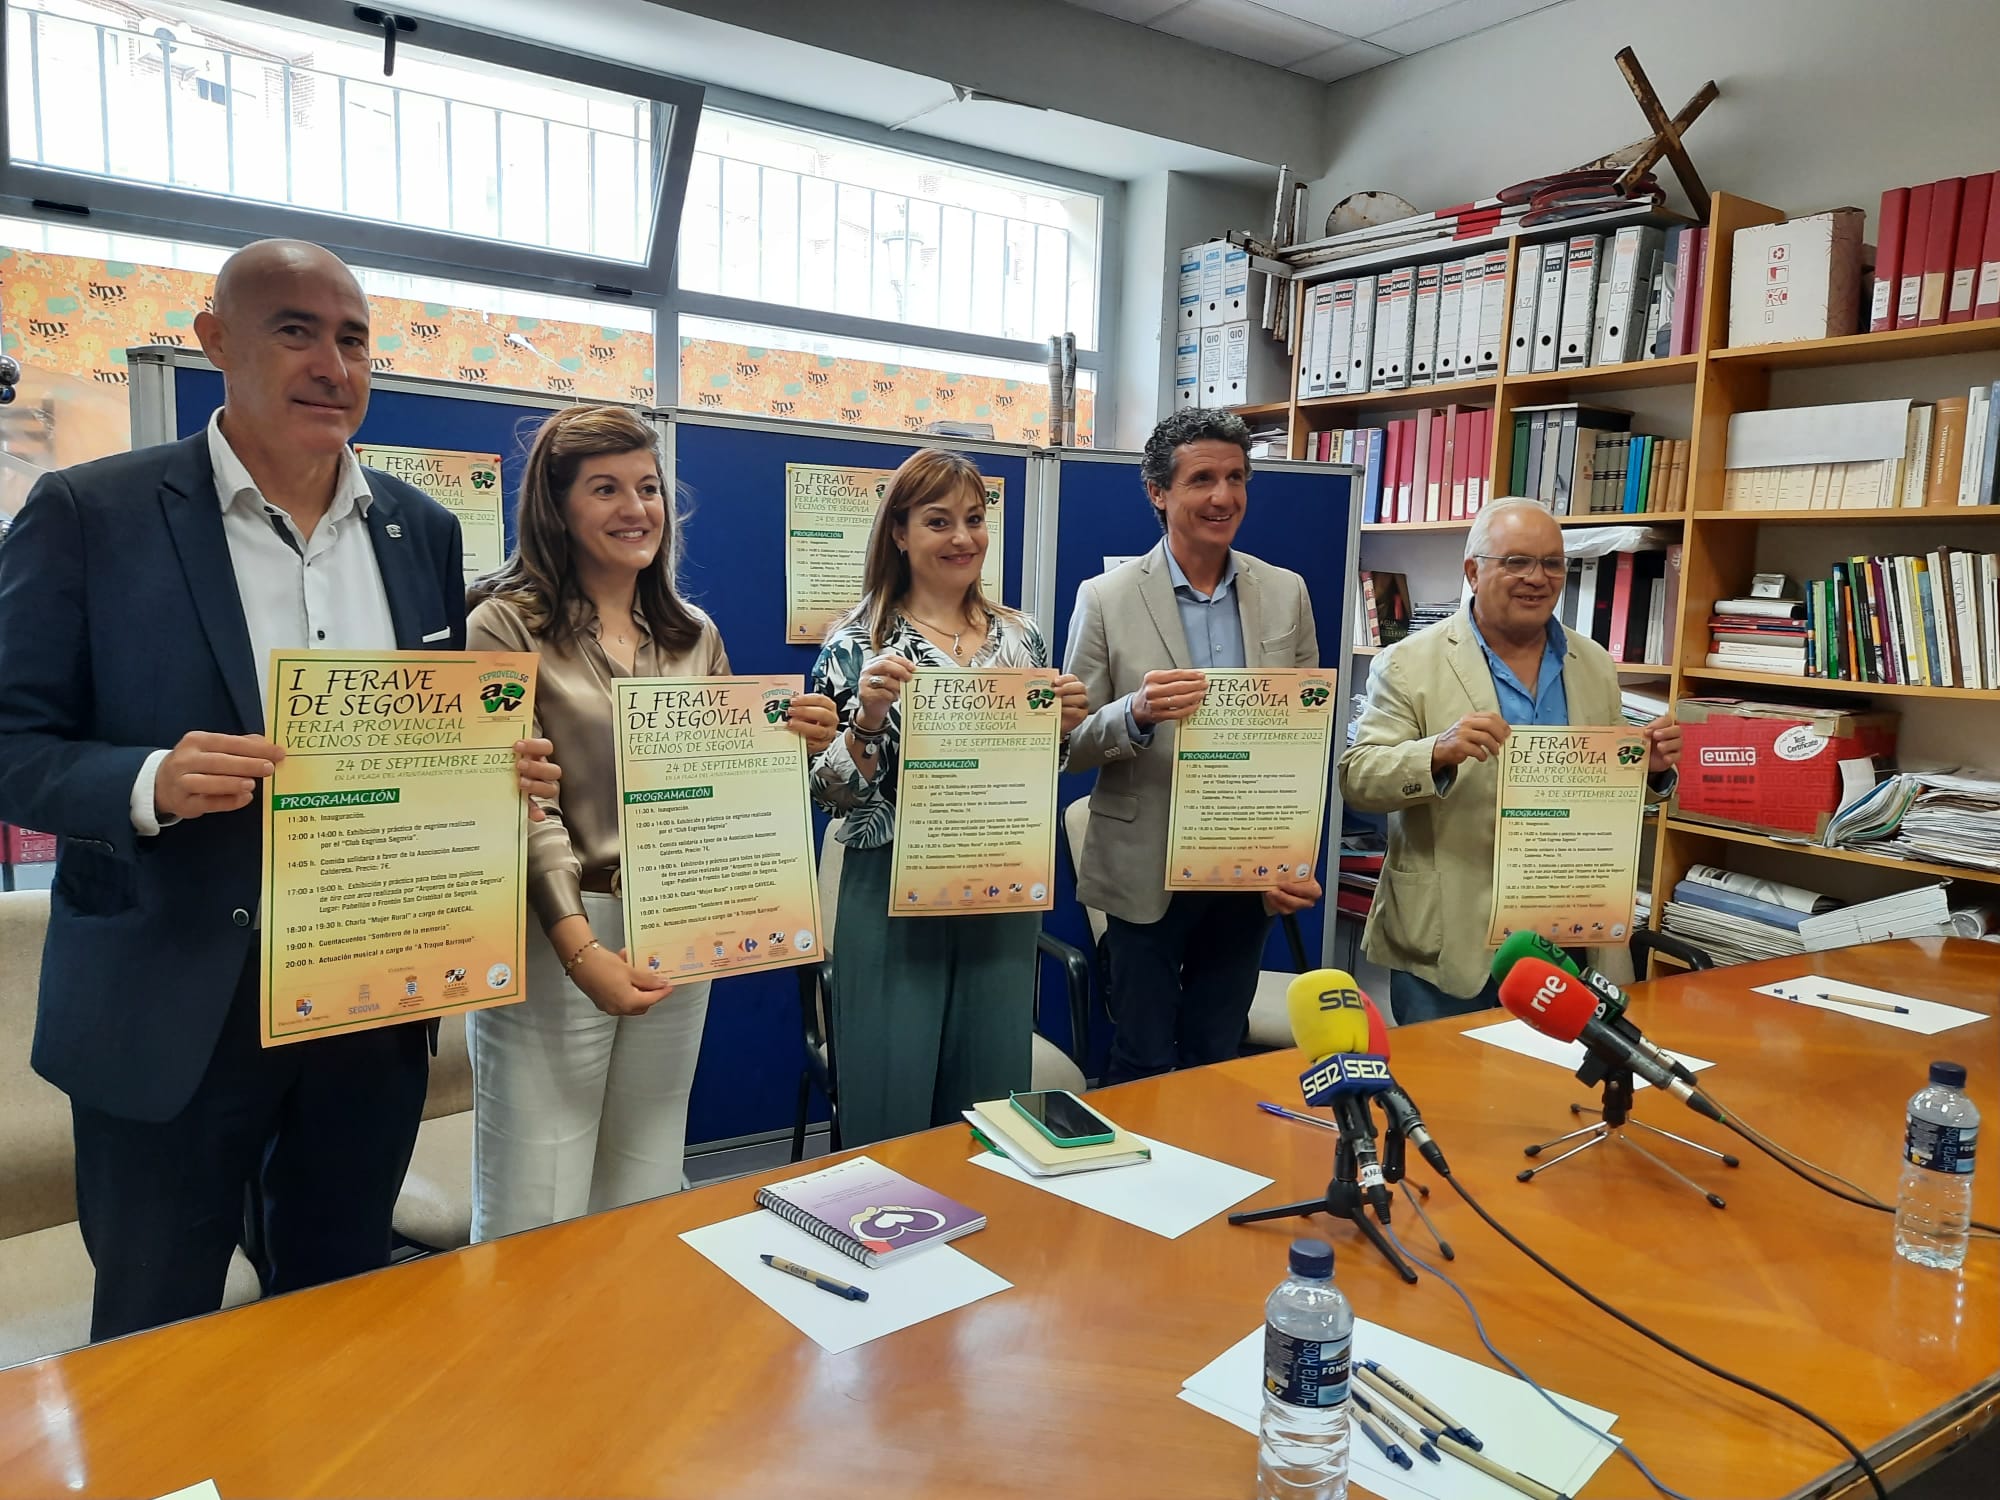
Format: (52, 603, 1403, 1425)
(784, 464, 1004, 643)
(260, 650, 538, 1046)
(614, 676, 823, 978)
(889, 668, 1061, 916)
(1487, 725, 1651, 947)
(1166, 668, 1336, 891)
(352, 444, 506, 579)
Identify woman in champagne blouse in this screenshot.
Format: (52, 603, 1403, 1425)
(466, 405, 837, 1239)
(809, 448, 1088, 1146)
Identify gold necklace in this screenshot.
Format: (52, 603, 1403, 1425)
(904, 608, 981, 660)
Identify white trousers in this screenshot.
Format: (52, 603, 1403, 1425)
(468, 893, 711, 1242)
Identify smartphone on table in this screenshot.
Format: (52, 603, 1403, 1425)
(1009, 1088, 1116, 1148)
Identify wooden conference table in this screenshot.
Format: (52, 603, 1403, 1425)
(0, 939, 1994, 1499)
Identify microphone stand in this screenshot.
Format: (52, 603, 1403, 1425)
(1517, 1063, 1739, 1208)
(1230, 1108, 1420, 1284)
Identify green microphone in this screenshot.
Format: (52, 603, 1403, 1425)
(1490, 929, 1579, 986)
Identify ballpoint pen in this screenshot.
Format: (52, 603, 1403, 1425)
(1351, 1380, 1439, 1462)
(1816, 991, 1911, 1014)
(1351, 1406, 1410, 1470)
(1257, 1100, 1341, 1132)
(1362, 1361, 1481, 1449)
(760, 1253, 869, 1302)
(1353, 1368, 1443, 1448)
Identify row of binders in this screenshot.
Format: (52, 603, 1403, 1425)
(1507, 226, 1709, 375)
(1559, 544, 1680, 667)
(1871, 171, 2000, 331)
(1507, 402, 1688, 516)
(1297, 251, 1507, 396)
(1295, 223, 1707, 401)
(1315, 407, 1494, 524)
(1723, 390, 2000, 510)
(1710, 549, 2000, 688)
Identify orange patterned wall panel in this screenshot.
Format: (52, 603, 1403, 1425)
(0, 247, 656, 462)
(679, 337, 1094, 447)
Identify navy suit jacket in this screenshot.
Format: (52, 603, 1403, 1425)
(0, 431, 467, 1122)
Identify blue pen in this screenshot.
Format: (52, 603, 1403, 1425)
(1257, 1100, 1340, 1132)
(1353, 1381, 1441, 1463)
(1351, 1405, 1411, 1470)
(1363, 1360, 1481, 1450)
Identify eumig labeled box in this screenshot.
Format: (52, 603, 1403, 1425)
(1672, 698, 1899, 838)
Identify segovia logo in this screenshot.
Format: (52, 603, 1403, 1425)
(1298, 685, 1330, 708)
(1026, 686, 1056, 710)
(470, 468, 496, 491)
(1617, 743, 1645, 765)
(763, 696, 791, 725)
(480, 681, 526, 714)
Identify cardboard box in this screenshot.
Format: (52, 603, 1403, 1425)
(1176, 245, 1203, 331)
(1727, 208, 1865, 347)
(1172, 327, 1199, 410)
(1671, 698, 1899, 838)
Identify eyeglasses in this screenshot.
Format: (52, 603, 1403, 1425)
(1474, 553, 1568, 579)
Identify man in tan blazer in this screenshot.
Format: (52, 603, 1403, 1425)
(1340, 499, 1681, 1024)
(1064, 409, 1322, 1081)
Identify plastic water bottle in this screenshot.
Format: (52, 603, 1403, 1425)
(1257, 1239, 1352, 1500)
(1895, 1061, 1979, 1271)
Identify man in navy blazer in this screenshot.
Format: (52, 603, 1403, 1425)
(0, 240, 557, 1340)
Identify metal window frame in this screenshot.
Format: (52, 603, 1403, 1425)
(664, 84, 1122, 425)
(0, 0, 704, 301)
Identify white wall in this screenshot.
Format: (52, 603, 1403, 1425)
(1311, 0, 2000, 243)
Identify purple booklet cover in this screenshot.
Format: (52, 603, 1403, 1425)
(755, 1154, 984, 1268)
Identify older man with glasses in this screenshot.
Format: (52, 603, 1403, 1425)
(1338, 498, 1681, 1023)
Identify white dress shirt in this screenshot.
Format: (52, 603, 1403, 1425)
(130, 412, 397, 834)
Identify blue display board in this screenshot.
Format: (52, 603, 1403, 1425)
(1042, 453, 1356, 1074)
(171, 366, 554, 555)
(671, 416, 1034, 1145)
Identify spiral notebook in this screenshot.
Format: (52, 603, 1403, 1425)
(754, 1155, 984, 1268)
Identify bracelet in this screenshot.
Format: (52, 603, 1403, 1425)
(562, 938, 603, 975)
(851, 719, 889, 754)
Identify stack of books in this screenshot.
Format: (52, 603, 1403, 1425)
(1336, 834, 1384, 920)
(1620, 687, 1669, 728)
(1407, 598, 1457, 637)
(1244, 418, 1289, 459)
(1824, 769, 2000, 874)
(1354, 571, 1412, 646)
(1661, 865, 1837, 965)
(1316, 408, 1491, 524)
(1723, 391, 2000, 510)
(1708, 594, 1810, 676)
(1870, 171, 2000, 331)
(1506, 226, 1708, 376)
(1797, 549, 2000, 686)
(1559, 543, 1681, 665)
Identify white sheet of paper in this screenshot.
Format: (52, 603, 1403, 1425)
(679, 1210, 1010, 1355)
(1753, 977, 1985, 1036)
(1463, 1018, 1713, 1087)
(153, 1486, 222, 1500)
(1182, 1321, 1621, 1500)
(966, 1135, 1271, 1238)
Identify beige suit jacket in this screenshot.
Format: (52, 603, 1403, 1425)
(1063, 540, 1317, 925)
(1338, 609, 1664, 998)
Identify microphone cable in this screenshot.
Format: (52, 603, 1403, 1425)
(1440, 1172, 1889, 1500)
(1705, 1098, 2000, 1240)
(1382, 1224, 1699, 1500)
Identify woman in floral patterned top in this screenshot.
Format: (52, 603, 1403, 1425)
(809, 449, 1089, 1145)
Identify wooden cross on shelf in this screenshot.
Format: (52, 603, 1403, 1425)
(1575, 47, 1718, 220)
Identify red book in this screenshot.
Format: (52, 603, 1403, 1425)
(1871, 187, 1909, 332)
(1413, 408, 1436, 521)
(1949, 174, 1992, 322)
(1432, 408, 1448, 520)
(1395, 417, 1417, 523)
(1918, 177, 1964, 325)
(1979, 178, 2000, 320)
(1896, 181, 1933, 328)
(1474, 408, 1492, 510)
(1378, 421, 1400, 522)
(1607, 552, 1637, 662)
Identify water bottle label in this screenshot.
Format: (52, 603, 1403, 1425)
(1263, 1328, 1351, 1408)
(1906, 1118, 1978, 1175)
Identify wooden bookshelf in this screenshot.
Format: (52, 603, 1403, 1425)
(1292, 190, 2000, 969)
(1229, 400, 1293, 424)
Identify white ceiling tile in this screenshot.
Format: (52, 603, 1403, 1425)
(1150, 0, 1352, 68)
(1363, 0, 1569, 55)
(1060, 0, 1187, 23)
(1288, 37, 1400, 80)
(1248, 2, 1462, 39)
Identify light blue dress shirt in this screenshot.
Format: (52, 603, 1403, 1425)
(1472, 608, 1570, 727)
(1101, 544, 1245, 745)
